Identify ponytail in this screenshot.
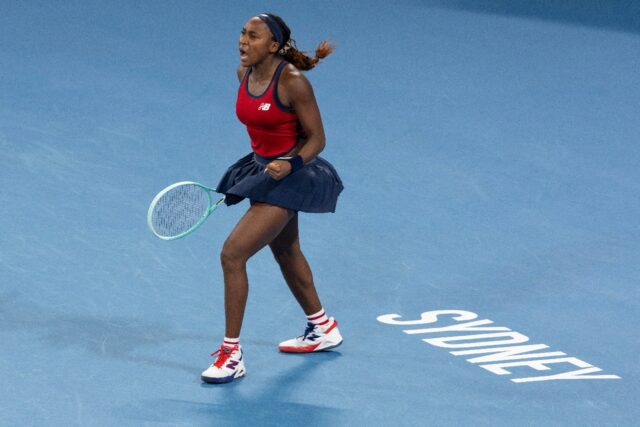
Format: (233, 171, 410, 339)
(267, 13, 335, 71)
(281, 39, 335, 71)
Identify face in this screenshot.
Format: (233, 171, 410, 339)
(238, 17, 279, 66)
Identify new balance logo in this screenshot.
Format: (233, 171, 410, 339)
(258, 103, 271, 111)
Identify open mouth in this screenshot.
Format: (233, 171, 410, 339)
(239, 48, 248, 59)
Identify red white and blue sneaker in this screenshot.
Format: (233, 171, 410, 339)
(278, 318, 343, 353)
(201, 344, 245, 384)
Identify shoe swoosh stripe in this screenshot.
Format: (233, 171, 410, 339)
(324, 321, 338, 334)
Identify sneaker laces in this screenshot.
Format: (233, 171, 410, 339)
(211, 345, 237, 368)
(301, 322, 318, 340)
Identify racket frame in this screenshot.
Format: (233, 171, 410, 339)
(147, 181, 225, 240)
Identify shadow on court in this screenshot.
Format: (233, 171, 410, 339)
(116, 353, 347, 426)
(0, 292, 206, 374)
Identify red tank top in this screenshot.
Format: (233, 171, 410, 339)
(236, 61, 303, 157)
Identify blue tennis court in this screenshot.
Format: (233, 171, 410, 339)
(1, 1, 639, 425)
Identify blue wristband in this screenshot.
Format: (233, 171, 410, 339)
(288, 155, 304, 173)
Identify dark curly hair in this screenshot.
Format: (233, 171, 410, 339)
(267, 13, 335, 71)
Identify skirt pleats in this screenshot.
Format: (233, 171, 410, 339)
(216, 153, 344, 213)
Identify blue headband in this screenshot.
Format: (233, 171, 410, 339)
(257, 13, 285, 47)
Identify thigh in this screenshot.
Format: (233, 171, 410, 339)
(269, 212, 299, 256)
(224, 202, 296, 260)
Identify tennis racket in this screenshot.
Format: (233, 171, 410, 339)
(147, 181, 225, 240)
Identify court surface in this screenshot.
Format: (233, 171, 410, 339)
(1, 1, 639, 426)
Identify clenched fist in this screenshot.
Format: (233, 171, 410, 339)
(264, 159, 292, 181)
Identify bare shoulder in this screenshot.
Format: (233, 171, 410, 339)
(236, 64, 248, 82)
(280, 63, 314, 98)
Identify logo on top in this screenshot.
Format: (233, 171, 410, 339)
(258, 103, 271, 111)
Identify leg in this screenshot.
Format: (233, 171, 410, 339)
(269, 213, 323, 315)
(221, 202, 295, 337)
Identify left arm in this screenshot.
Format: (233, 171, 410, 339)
(265, 67, 326, 180)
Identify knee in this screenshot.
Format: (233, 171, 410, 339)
(220, 240, 247, 271)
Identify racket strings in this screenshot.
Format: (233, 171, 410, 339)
(151, 184, 210, 237)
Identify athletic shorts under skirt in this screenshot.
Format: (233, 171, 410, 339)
(216, 153, 344, 213)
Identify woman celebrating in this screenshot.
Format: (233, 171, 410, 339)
(201, 13, 344, 384)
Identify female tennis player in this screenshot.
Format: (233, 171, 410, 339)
(201, 13, 344, 384)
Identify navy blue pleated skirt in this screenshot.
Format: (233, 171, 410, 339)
(216, 152, 344, 213)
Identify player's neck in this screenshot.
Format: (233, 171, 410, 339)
(251, 56, 281, 82)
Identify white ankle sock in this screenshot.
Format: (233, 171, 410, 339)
(307, 308, 330, 327)
(223, 336, 239, 347)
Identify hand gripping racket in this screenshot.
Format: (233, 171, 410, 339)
(147, 181, 225, 240)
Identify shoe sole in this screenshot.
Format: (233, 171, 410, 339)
(318, 340, 343, 351)
(279, 339, 343, 353)
(201, 369, 246, 384)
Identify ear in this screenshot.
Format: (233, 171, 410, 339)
(269, 41, 280, 53)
